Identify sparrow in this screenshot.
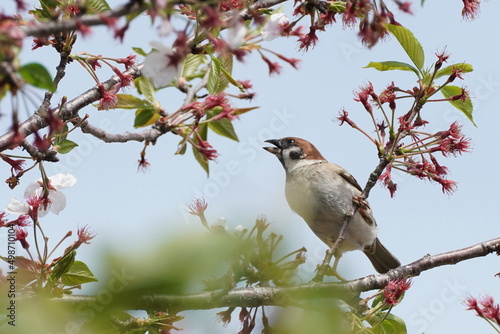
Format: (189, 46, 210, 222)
(263, 137, 400, 274)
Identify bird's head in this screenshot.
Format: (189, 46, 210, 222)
(263, 137, 326, 172)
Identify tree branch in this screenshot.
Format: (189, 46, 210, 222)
(240, 0, 290, 19)
(20, 2, 143, 37)
(76, 118, 165, 143)
(0, 65, 142, 151)
(1, 0, 294, 153)
(47, 237, 500, 312)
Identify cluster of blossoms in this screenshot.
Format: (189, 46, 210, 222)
(338, 48, 472, 197)
(2, 107, 68, 190)
(72, 53, 138, 110)
(1, 173, 95, 255)
(381, 121, 471, 196)
(183, 93, 236, 122)
(339, 100, 470, 196)
(465, 295, 500, 328)
(2, 0, 481, 177)
(0, 211, 30, 249)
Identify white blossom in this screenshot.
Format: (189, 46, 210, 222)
(212, 217, 228, 231)
(261, 13, 290, 41)
(6, 173, 77, 217)
(157, 18, 172, 36)
(141, 41, 182, 89)
(226, 22, 248, 50)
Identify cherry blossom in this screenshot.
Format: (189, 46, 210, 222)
(141, 41, 183, 89)
(261, 13, 290, 41)
(226, 21, 248, 50)
(6, 173, 77, 218)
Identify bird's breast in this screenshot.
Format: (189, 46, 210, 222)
(284, 166, 349, 224)
(284, 164, 377, 250)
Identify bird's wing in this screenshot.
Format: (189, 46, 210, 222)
(337, 168, 363, 192)
(336, 166, 376, 226)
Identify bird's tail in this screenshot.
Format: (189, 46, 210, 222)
(363, 238, 401, 273)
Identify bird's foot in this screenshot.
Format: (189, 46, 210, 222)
(352, 195, 369, 209)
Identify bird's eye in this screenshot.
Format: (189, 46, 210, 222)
(288, 139, 295, 145)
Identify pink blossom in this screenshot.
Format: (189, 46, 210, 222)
(15, 228, 30, 249)
(117, 54, 137, 69)
(76, 225, 96, 246)
(298, 26, 319, 51)
(260, 54, 281, 75)
(0, 153, 25, 175)
(395, 1, 412, 14)
(462, 0, 481, 20)
(112, 67, 133, 87)
(75, 20, 92, 36)
(88, 56, 102, 71)
(198, 140, 218, 161)
(187, 197, 208, 216)
(383, 279, 412, 305)
(378, 164, 397, 197)
(97, 83, 118, 110)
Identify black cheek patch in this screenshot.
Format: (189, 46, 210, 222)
(289, 148, 304, 160)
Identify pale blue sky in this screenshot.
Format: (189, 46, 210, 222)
(1, 1, 499, 333)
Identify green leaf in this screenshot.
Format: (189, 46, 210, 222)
(364, 61, 419, 76)
(19, 63, 56, 92)
(192, 124, 209, 174)
(30, 0, 57, 21)
(371, 293, 391, 311)
(192, 144, 209, 175)
(61, 261, 98, 286)
(207, 54, 235, 94)
(207, 56, 222, 94)
(208, 118, 239, 141)
(134, 76, 156, 102)
(217, 54, 245, 92)
(176, 139, 187, 155)
(386, 24, 425, 72)
(53, 124, 69, 146)
(233, 106, 259, 116)
(40, 0, 58, 8)
(181, 54, 207, 80)
(198, 122, 208, 140)
(440, 85, 476, 126)
(373, 314, 407, 334)
(49, 250, 76, 283)
(87, 0, 111, 12)
(29, 8, 53, 21)
(328, 1, 346, 12)
(115, 94, 152, 109)
(55, 139, 78, 154)
(435, 63, 474, 79)
(132, 47, 147, 57)
(218, 53, 233, 90)
(134, 107, 160, 128)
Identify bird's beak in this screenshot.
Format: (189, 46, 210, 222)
(263, 139, 281, 155)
